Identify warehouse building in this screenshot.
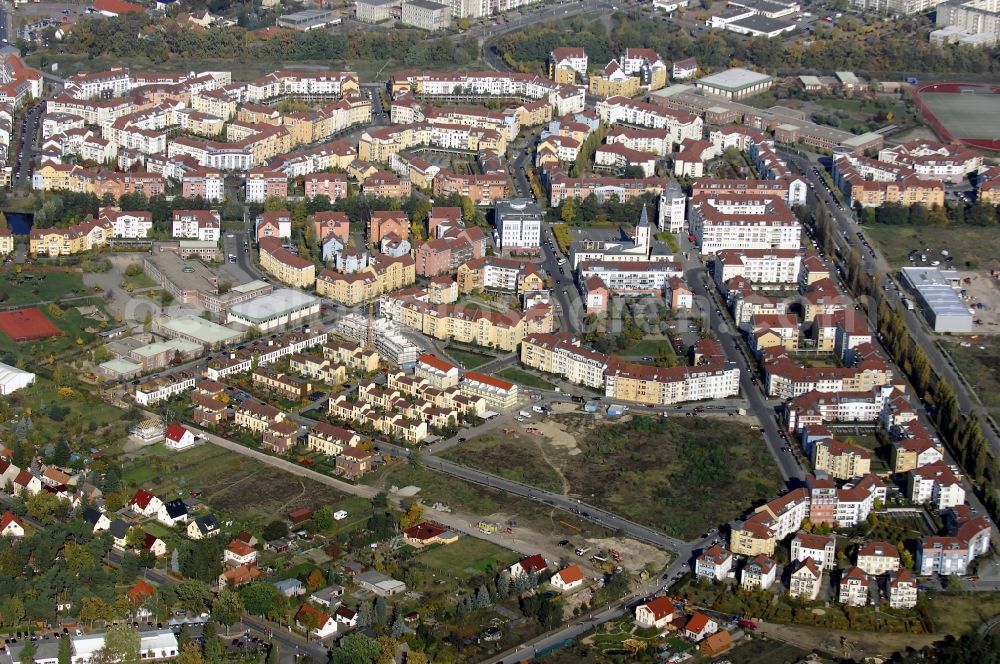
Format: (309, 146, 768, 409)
(696, 68, 773, 100)
(401, 0, 451, 29)
(227, 289, 321, 333)
(900, 267, 973, 334)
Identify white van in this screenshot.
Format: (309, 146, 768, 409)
(333, 510, 348, 521)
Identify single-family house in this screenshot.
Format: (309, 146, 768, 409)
(157, 499, 189, 527)
(164, 423, 196, 451)
(0, 511, 24, 537)
(634, 596, 674, 630)
(83, 507, 111, 533)
(142, 532, 168, 557)
(311, 584, 345, 608)
(295, 604, 338, 638)
(187, 514, 222, 540)
(224, 540, 258, 567)
(509, 554, 548, 579)
(128, 489, 164, 518)
(550, 564, 584, 592)
(273, 579, 307, 597)
(12, 470, 41, 497)
(685, 612, 718, 642)
(334, 606, 358, 627)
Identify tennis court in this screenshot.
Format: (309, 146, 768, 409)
(0, 307, 62, 341)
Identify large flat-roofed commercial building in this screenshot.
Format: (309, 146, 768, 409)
(276, 8, 342, 30)
(401, 0, 451, 29)
(356, 0, 397, 23)
(696, 68, 773, 100)
(143, 253, 272, 314)
(154, 315, 244, 348)
(900, 267, 973, 333)
(227, 288, 321, 332)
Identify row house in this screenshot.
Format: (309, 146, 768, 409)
(252, 368, 312, 401)
(262, 419, 300, 453)
(322, 338, 380, 374)
(134, 371, 196, 406)
(289, 353, 347, 385)
(234, 399, 286, 434)
(192, 393, 229, 427)
(306, 421, 362, 457)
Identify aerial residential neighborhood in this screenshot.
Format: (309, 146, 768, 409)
(0, 0, 998, 662)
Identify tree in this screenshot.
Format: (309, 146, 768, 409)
(406, 653, 430, 664)
(357, 599, 373, 627)
(496, 571, 511, 599)
(560, 197, 577, 224)
(58, 634, 71, 664)
(201, 621, 223, 663)
(898, 541, 915, 569)
(266, 643, 279, 664)
(19, 638, 36, 664)
(312, 506, 334, 531)
(400, 503, 422, 529)
(475, 585, 491, 609)
(374, 595, 389, 626)
(239, 582, 279, 616)
(245, 325, 263, 340)
(210, 588, 243, 627)
(52, 439, 71, 466)
(330, 633, 380, 664)
(175, 644, 207, 664)
(177, 623, 191, 648)
(390, 617, 405, 638)
(101, 624, 140, 664)
(27, 491, 70, 524)
(262, 520, 288, 541)
(305, 568, 326, 591)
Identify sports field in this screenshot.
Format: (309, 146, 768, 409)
(0, 307, 62, 340)
(915, 83, 1000, 150)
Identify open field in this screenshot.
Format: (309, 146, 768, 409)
(864, 224, 1000, 269)
(723, 638, 814, 664)
(123, 443, 351, 528)
(942, 337, 1000, 407)
(442, 429, 565, 493)
(446, 414, 784, 540)
(1, 271, 95, 305)
(495, 368, 556, 391)
(927, 591, 1000, 636)
(413, 537, 519, 581)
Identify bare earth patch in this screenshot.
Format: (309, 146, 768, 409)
(527, 418, 580, 455)
(584, 537, 670, 575)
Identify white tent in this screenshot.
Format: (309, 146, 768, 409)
(0, 362, 35, 395)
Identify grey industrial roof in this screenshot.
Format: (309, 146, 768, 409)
(228, 288, 319, 323)
(901, 267, 972, 317)
(161, 315, 242, 344)
(729, 14, 795, 34)
(698, 67, 772, 92)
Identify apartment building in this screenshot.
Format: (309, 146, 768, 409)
(888, 569, 918, 609)
(856, 541, 900, 576)
(838, 567, 868, 607)
(234, 399, 286, 434)
(306, 421, 361, 456)
(695, 545, 733, 582)
(549, 47, 588, 84)
(790, 531, 836, 570)
(908, 462, 965, 509)
(456, 256, 545, 294)
(304, 173, 348, 201)
(245, 169, 288, 204)
(172, 210, 221, 242)
(519, 332, 609, 389)
(788, 558, 822, 600)
(181, 169, 225, 202)
(459, 372, 518, 411)
(603, 359, 740, 406)
(29, 218, 112, 256)
(688, 193, 801, 254)
(258, 236, 316, 288)
(495, 198, 542, 250)
(595, 96, 703, 144)
(101, 209, 152, 239)
(741, 554, 777, 591)
(813, 439, 871, 481)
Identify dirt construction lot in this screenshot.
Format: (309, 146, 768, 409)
(958, 272, 1000, 335)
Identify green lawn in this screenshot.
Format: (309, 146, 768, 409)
(495, 368, 556, 391)
(925, 591, 1000, 636)
(942, 338, 1000, 407)
(123, 443, 351, 529)
(413, 536, 519, 580)
(864, 224, 1000, 269)
(442, 430, 565, 493)
(0, 271, 95, 306)
(444, 414, 784, 540)
(622, 339, 677, 357)
(446, 349, 494, 370)
(121, 272, 157, 292)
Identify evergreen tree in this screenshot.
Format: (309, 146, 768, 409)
(357, 600, 373, 627)
(177, 623, 191, 648)
(201, 621, 223, 663)
(496, 571, 511, 599)
(475, 585, 491, 609)
(266, 642, 279, 664)
(373, 595, 389, 626)
(390, 618, 405, 639)
(20, 638, 36, 664)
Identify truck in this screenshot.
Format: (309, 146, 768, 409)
(532, 405, 545, 413)
(902, 297, 915, 310)
(518, 410, 531, 418)
(575, 546, 591, 556)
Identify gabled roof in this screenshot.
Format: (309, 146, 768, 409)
(554, 564, 583, 584)
(0, 511, 23, 531)
(295, 603, 331, 626)
(163, 499, 188, 519)
(639, 595, 673, 620)
(194, 514, 221, 534)
(516, 554, 547, 574)
(686, 612, 712, 633)
(403, 522, 447, 541)
(165, 423, 189, 442)
(129, 488, 157, 509)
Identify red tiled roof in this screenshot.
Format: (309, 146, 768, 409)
(517, 554, 547, 574)
(686, 612, 712, 633)
(464, 372, 515, 392)
(0, 511, 23, 531)
(93, 0, 145, 14)
(403, 522, 447, 541)
(640, 596, 673, 620)
(129, 489, 156, 509)
(165, 423, 188, 442)
(555, 564, 583, 584)
(418, 353, 458, 374)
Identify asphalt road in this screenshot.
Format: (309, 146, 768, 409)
(12, 100, 42, 189)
